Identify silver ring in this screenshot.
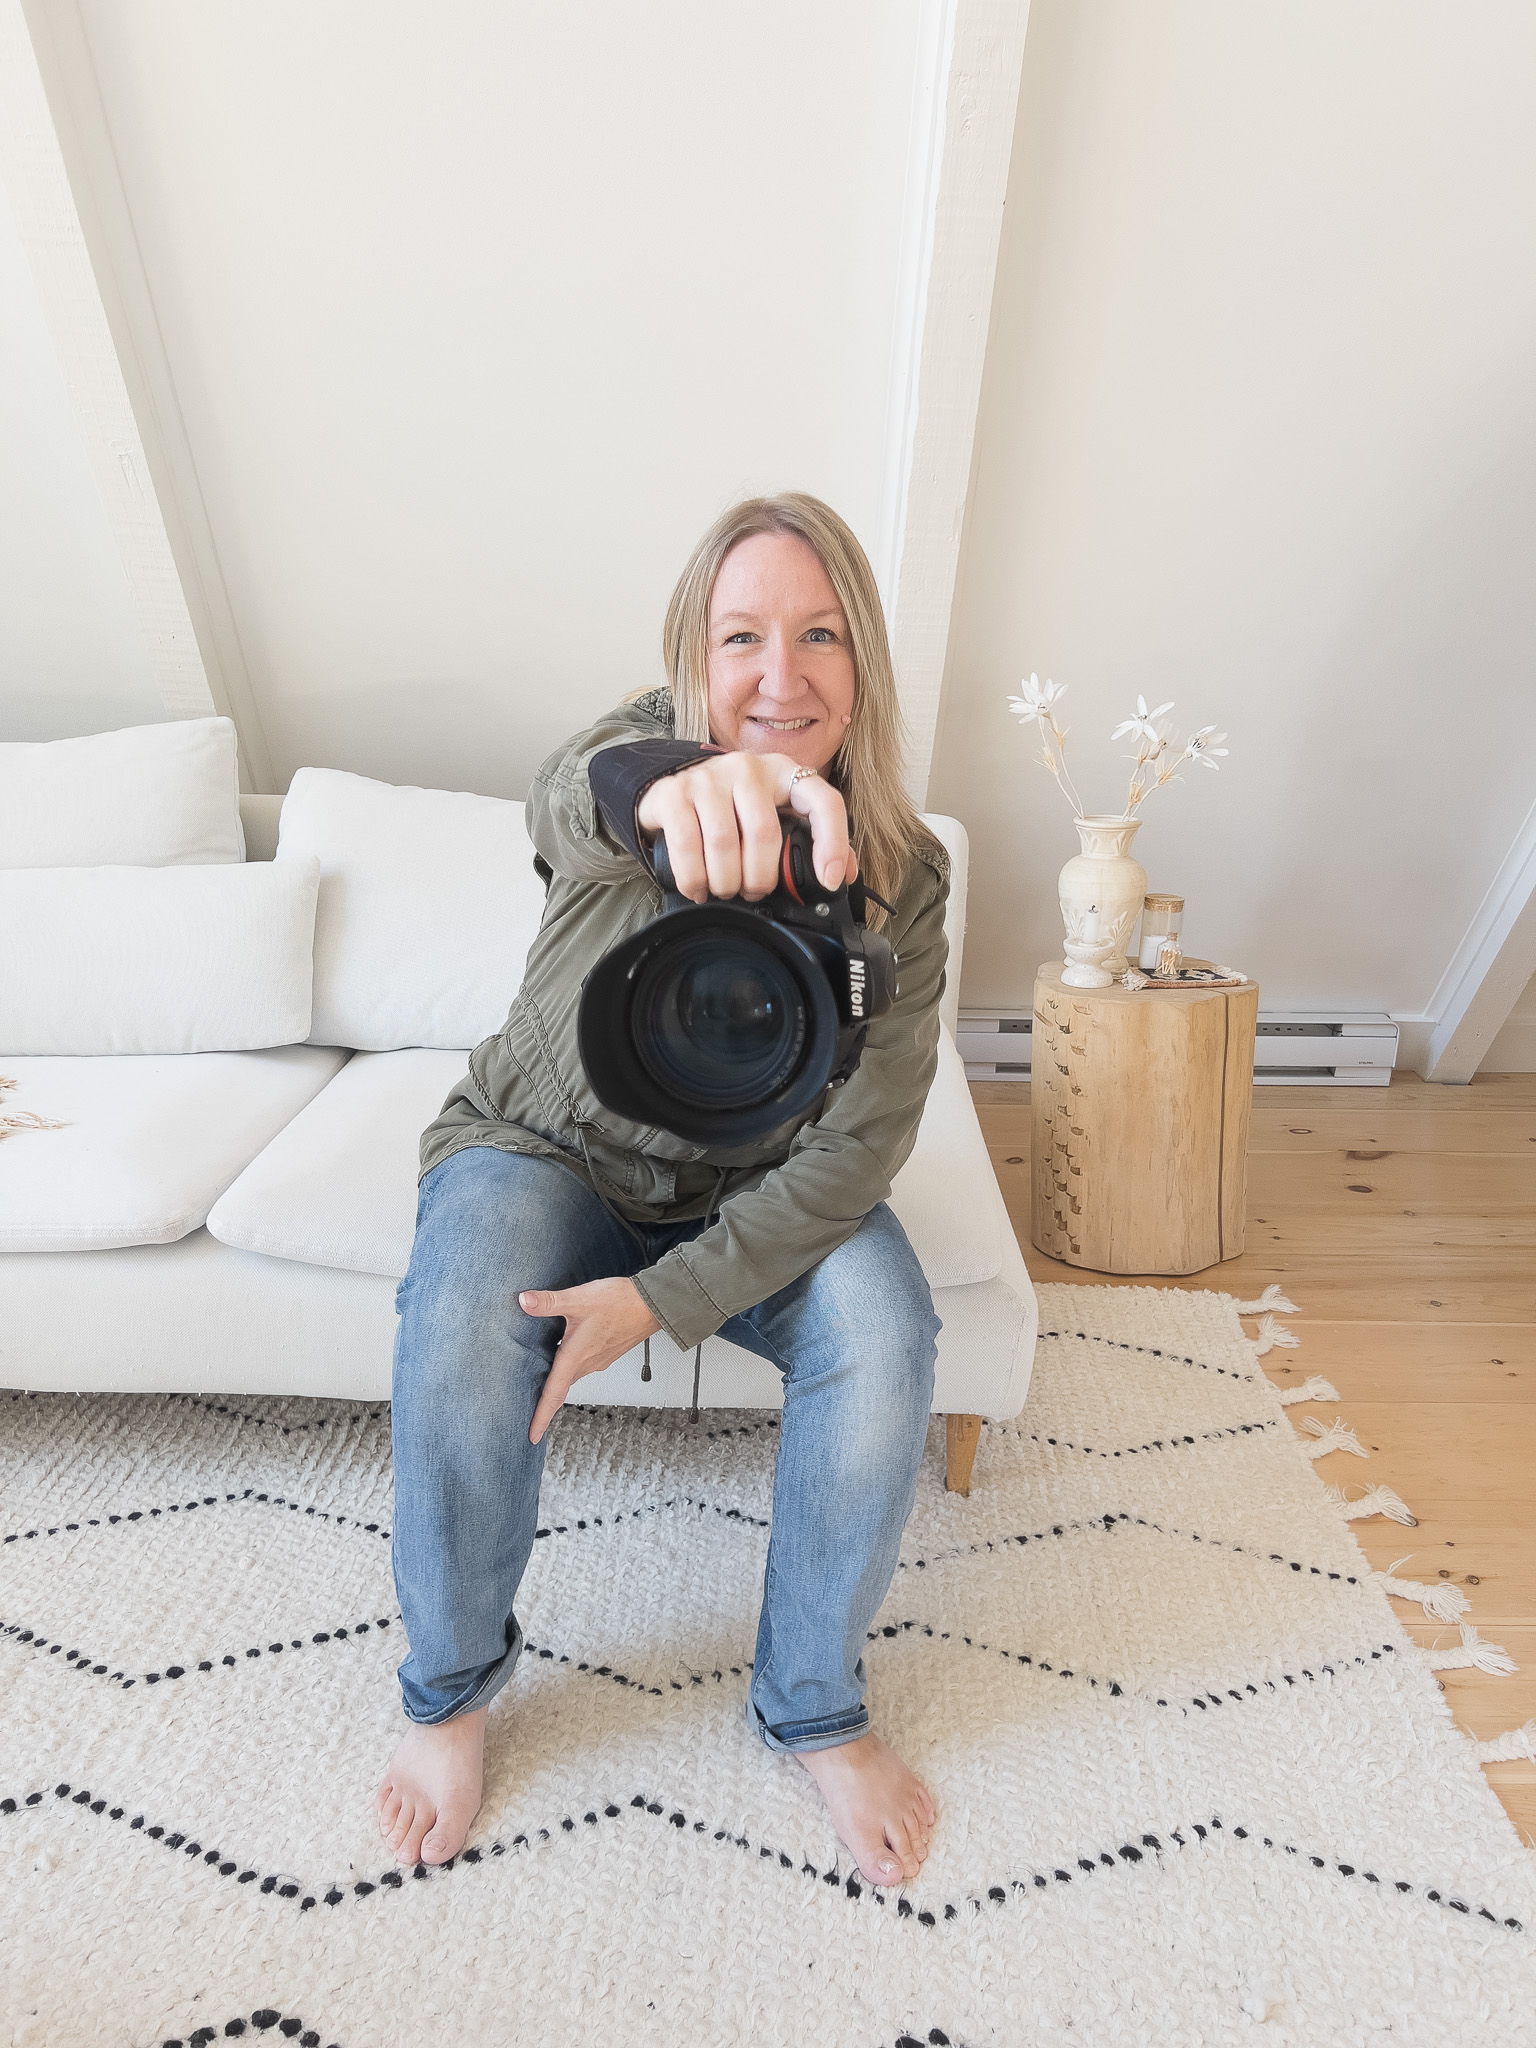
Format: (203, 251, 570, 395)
(787, 765, 820, 791)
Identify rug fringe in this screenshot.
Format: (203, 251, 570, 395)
(1374, 1556, 1470, 1622)
(1323, 1482, 1418, 1526)
(1300, 1415, 1368, 1460)
(1232, 1284, 1299, 1315)
(1250, 1313, 1301, 1355)
(1424, 1624, 1517, 1677)
(1277, 1375, 1341, 1406)
(1477, 1720, 1536, 1764)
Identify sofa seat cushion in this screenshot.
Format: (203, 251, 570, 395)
(0, 1047, 350, 1252)
(206, 1029, 1006, 1291)
(207, 1048, 465, 1276)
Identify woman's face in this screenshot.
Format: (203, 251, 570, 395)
(705, 531, 855, 772)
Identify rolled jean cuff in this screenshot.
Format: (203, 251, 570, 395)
(745, 1694, 869, 1755)
(400, 1621, 524, 1727)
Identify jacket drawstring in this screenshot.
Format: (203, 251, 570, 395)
(688, 1165, 729, 1424)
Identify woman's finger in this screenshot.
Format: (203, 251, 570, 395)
(789, 774, 852, 891)
(528, 1354, 577, 1445)
(649, 783, 708, 902)
(733, 779, 784, 901)
(691, 778, 744, 902)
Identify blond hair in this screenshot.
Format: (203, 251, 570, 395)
(657, 493, 935, 922)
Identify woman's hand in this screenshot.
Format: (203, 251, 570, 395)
(635, 751, 857, 903)
(522, 1277, 661, 1445)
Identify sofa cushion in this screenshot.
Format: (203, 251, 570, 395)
(0, 1046, 349, 1252)
(0, 860, 320, 1054)
(206, 1029, 1006, 1290)
(207, 1048, 466, 1275)
(275, 768, 548, 1051)
(0, 717, 244, 868)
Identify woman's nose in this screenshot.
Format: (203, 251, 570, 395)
(756, 635, 807, 702)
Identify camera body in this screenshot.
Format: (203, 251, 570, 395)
(577, 817, 896, 1146)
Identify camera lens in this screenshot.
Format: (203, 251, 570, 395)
(633, 933, 808, 1108)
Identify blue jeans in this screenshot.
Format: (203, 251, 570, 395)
(390, 1146, 939, 1751)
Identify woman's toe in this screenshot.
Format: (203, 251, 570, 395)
(387, 1797, 416, 1855)
(857, 1834, 903, 1887)
(884, 1815, 919, 1880)
(398, 1806, 432, 1866)
(377, 1787, 401, 1837)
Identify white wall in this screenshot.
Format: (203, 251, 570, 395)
(928, 0, 1536, 1019)
(0, 171, 164, 740)
(72, 0, 922, 798)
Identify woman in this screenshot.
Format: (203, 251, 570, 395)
(376, 493, 950, 1890)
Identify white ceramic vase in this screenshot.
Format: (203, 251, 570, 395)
(1058, 815, 1146, 980)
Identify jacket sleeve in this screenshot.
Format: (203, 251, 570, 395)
(526, 702, 709, 884)
(631, 857, 950, 1349)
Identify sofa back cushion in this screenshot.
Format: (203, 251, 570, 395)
(0, 717, 244, 868)
(275, 768, 548, 1051)
(0, 860, 319, 1054)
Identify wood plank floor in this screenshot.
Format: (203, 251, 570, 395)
(972, 1072, 1536, 1843)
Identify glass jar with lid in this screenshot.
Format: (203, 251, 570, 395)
(1138, 894, 1184, 972)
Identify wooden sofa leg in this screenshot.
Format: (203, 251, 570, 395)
(945, 1413, 983, 1496)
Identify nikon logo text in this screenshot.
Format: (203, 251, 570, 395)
(848, 956, 867, 1019)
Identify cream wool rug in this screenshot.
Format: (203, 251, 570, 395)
(2, 1284, 1533, 2048)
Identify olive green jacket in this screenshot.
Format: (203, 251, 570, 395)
(419, 690, 950, 1349)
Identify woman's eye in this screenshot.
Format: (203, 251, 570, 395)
(804, 628, 837, 644)
(723, 631, 758, 646)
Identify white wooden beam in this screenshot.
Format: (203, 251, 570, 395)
(13, 0, 275, 791)
(1405, 796, 1536, 1083)
(0, 0, 218, 729)
(879, 0, 1031, 809)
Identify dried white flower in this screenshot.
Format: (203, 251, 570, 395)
(1006, 673, 1067, 726)
(1110, 694, 1174, 743)
(1002, 676, 1083, 814)
(1186, 726, 1228, 770)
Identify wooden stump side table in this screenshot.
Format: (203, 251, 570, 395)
(1030, 962, 1259, 1275)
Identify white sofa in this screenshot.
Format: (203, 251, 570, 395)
(0, 720, 1036, 1484)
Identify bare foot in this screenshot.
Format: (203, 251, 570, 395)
(374, 1705, 487, 1866)
(797, 1731, 936, 1888)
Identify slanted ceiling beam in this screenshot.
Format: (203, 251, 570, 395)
(14, 0, 274, 790)
(878, 0, 1031, 811)
(1409, 797, 1536, 1083)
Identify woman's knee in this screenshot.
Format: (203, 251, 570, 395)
(790, 1210, 939, 1408)
(393, 1150, 592, 1397)
(826, 1208, 940, 1356)
(399, 1147, 593, 1313)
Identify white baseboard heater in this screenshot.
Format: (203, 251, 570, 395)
(959, 1009, 1399, 1086)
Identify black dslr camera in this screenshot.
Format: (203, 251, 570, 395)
(577, 817, 896, 1146)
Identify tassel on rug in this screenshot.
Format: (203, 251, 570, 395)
(1299, 1415, 1369, 1460)
(1372, 1555, 1471, 1622)
(1250, 1313, 1301, 1355)
(1232, 1284, 1299, 1315)
(1476, 1721, 1536, 1764)
(1422, 1624, 1518, 1677)
(1276, 1376, 1341, 1406)
(1323, 1482, 1418, 1526)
